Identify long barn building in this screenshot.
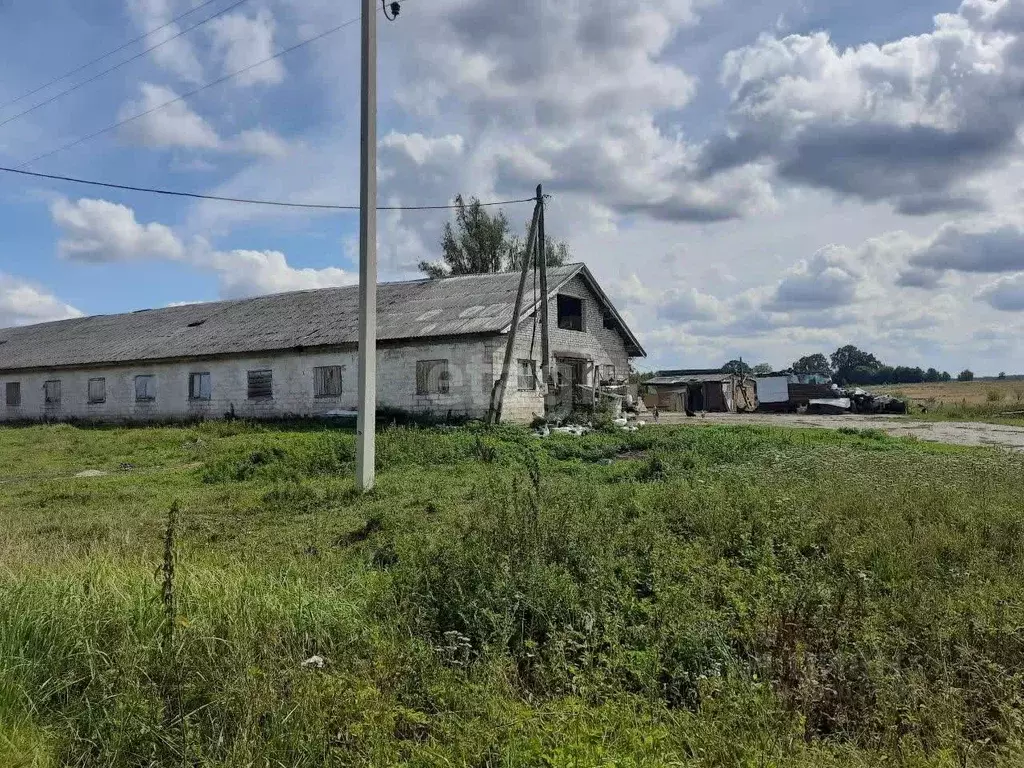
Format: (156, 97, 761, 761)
(0, 264, 644, 424)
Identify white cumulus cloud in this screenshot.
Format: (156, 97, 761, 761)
(118, 83, 221, 150)
(206, 9, 284, 86)
(766, 246, 863, 311)
(50, 198, 355, 298)
(0, 273, 82, 328)
(126, 0, 204, 83)
(706, 0, 1024, 214)
(978, 273, 1024, 311)
(52, 198, 185, 262)
(117, 84, 291, 156)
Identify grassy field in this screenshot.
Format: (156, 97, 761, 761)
(2, 420, 1024, 766)
(870, 380, 1024, 424)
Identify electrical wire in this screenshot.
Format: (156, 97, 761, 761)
(17, 12, 364, 169)
(0, 165, 541, 211)
(0, 0, 226, 111)
(0, 0, 253, 131)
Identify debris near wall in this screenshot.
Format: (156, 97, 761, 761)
(802, 389, 908, 415)
(532, 404, 647, 437)
(847, 389, 908, 414)
(806, 398, 852, 415)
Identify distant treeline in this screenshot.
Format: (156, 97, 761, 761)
(722, 346, 994, 386)
(636, 345, 1015, 387)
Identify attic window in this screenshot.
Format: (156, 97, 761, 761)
(556, 294, 584, 331)
(602, 311, 616, 331)
(187, 319, 207, 328)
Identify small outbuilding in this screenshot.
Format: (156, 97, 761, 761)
(643, 369, 757, 413)
(754, 371, 836, 412)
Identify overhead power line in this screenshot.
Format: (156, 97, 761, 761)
(0, 0, 252, 131)
(0, 0, 226, 112)
(18, 13, 364, 169)
(0, 165, 541, 211)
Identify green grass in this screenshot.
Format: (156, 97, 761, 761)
(866, 385, 1024, 426)
(913, 406, 1024, 428)
(891, 398, 1024, 427)
(2, 420, 1024, 766)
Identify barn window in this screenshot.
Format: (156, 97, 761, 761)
(247, 370, 273, 400)
(517, 359, 537, 391)
(416, 360, 449, 395)
(602, 311, 616, 330)
(88, 378, 106, 404)
(44, 380, 61, 405)
(556, 294, 584, 331)
(314, 366, 343, 397)
(189, 372, 211, 401)
(5, 382, 21, 407)
(135, 375, 156, 402)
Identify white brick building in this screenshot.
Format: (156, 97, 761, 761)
(0, 264, 644, 424)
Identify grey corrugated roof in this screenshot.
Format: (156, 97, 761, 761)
(657, 368, 728, 376)
(648, 373, 732, 385)
(0, 263, 644, 372)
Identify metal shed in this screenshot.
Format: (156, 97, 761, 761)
(643, 370, 757, 413)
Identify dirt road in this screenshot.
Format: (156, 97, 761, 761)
(657, 412, 1024, 451)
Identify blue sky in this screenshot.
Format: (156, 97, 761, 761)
(2, 0, 1023, 375)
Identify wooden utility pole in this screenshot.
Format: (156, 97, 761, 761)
(355, 0, 378, 491)
(537, 184, 551, 394)
(488, 199, 541, 424)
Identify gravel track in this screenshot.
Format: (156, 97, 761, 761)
(657, 412, 1024, 451)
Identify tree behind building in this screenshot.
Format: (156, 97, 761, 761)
(791, 353, 831, 376)
(419, 195, 569, 279)
(722, 359, 752, 375)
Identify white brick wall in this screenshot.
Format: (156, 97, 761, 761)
(546, 274, 630, 373)
(494, 274, 631, 423)
(0, 277, 635, 425)
(0, 338, 498, 423)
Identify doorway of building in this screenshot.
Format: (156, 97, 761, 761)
(687, 383, 705, 412)
(556, 357, 588, 410)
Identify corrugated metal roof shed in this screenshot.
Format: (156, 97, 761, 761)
(647, 373, 733, 385)
(0, 263, 645, 371)
(656, 368, 728, 377)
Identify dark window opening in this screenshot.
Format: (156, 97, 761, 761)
(557, 294, 584, 331)
(44, 380, 61, 405)
(88, 378, 106, 404)
(5, 382, 21, 407)
(314, 365, 343, 397)
(189, 372, 211, 401)
(517, 359, 537, 391)
(248, 370, 273, 400)
(416, 360, 450, 395)
(135, 375, 156, 402)
(602, 311, 616, 330)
